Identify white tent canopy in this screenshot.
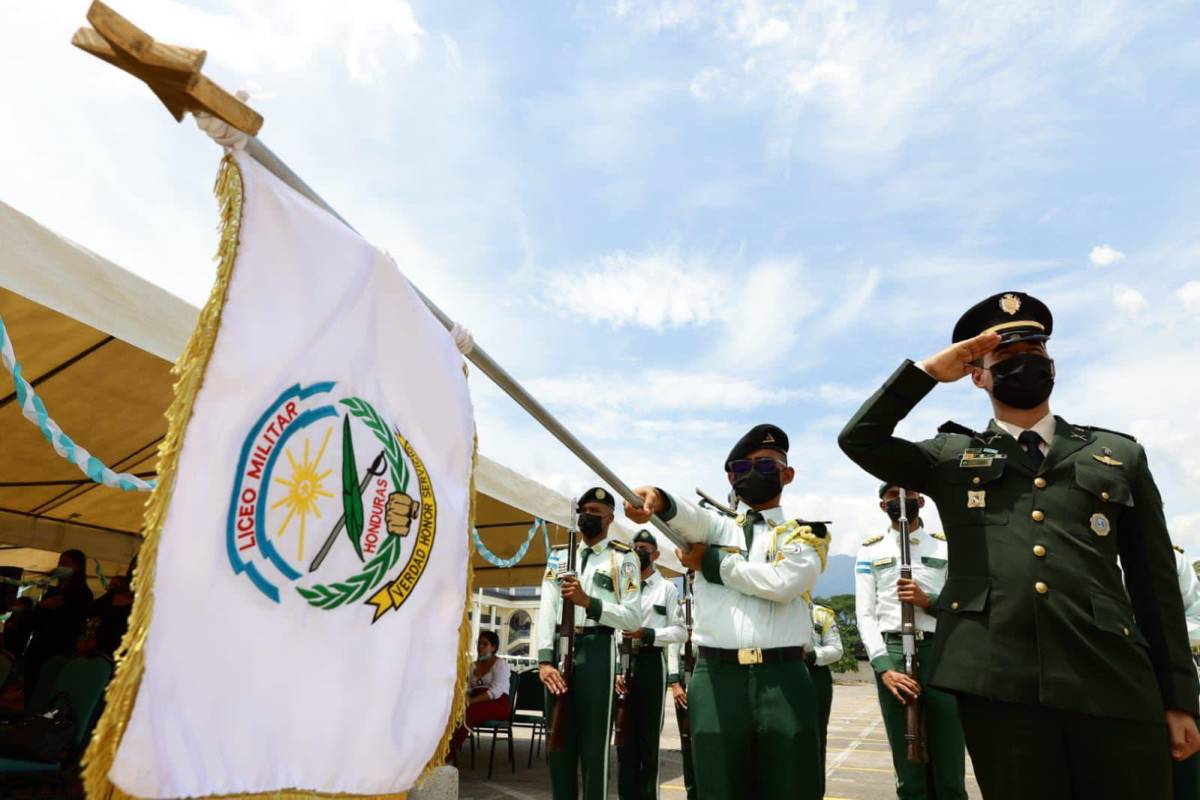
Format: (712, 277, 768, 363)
(0, 201, 679, 589)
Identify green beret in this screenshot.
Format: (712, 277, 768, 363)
(577, 487, 615, 510)
(633, 530, 657, 548)
(725, 424, 788, 469)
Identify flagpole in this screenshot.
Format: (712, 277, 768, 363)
(242, 139, 691, 552)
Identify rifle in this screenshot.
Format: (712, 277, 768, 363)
(613, 635, 634, 747)
(898, 487, 929, 764)
(678, 571, 694, 754)
(696, 487, 737, 518)
(547, 519, 578, 753)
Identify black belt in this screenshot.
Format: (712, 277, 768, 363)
(883, 631, 934, 643)
(634, 645, 663, 653)
(699, 646, 807, 665)
(576, 626, 613, 637)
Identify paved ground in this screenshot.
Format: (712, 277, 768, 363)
(457, 679, 981, 799)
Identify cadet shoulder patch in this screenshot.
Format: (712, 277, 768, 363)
(862, 535, 884, 547)
(938, 420, 977, 437)
(610, 541, 631, 552)
(931, 532, 947, 541)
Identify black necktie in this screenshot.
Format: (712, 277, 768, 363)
(742, 511, 762, 551)
(580, 546, 593, 575)
(1018, 430, 1045, 468)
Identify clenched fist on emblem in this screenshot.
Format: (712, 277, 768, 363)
(386, 492, 419, 537)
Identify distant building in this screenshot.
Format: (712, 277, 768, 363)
(470, 586, 541, 671)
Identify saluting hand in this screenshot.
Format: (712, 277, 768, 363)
(625, 487, 667, 524)
(1167, 709, 1200, 761)
(897, 578, 931, 609)
(881, 670, 921, 705)
(917, 332, 1002, 382)
(539, 663, 568, 695)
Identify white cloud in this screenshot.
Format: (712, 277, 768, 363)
(525, 371, 807, 412)
(547, 248, 727, 329)
(1178, 281, 1200, 314)
(1090, 244, 1126, 266)
(1111, 285, 1146, 315)
(689, 67, 729, 101)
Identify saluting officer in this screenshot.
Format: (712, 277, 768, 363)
(838, 291, 1200, 799)
(617, 530, 686, 800)
(807, 601, 843, 798)
(855, 484, 966, 800)
(626, 424, 828, 800)
(666, 572, 697, 800)
(1174, 544, 1200, 800)
(536, 488, 643, 800)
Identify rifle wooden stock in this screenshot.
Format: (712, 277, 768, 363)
(678, 573, 694, 753)
(613, 637, 634, 748)
(897, 488, 930, 764)
(547, 529, 578, 753)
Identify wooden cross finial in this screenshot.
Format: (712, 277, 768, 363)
(72, 1, 263, 136)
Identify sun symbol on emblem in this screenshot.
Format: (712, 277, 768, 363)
(999, 293, 1022, 315)
(272, 428, 336, 559)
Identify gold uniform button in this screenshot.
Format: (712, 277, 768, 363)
(1031, 510, 1045, 522)
(1034, 477, 1047, 489)
(1035, 581, 1049, 594)
(1122, 626, 1131, 637)
(1033, 545, 1046, 557)
(972, 476, 982, 485)
(1101, 491, 1110, 501)
(950, 601, 960, 610)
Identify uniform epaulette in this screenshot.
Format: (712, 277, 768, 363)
(795, 520, 830, 538)
(931, 532, 947, 541)
(1174, 544, 1185, 554)
(1083, 425, 1137, 443)
(938, 420, 978, 437)
(610, 540, 631, 552)
(863, 535, 884, 546)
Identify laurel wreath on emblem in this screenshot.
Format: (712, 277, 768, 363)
(295, 397, 409, 610)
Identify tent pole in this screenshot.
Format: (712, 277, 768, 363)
(241, 139, 690, 551)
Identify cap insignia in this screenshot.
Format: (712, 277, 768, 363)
(595, 489, 606, 500)
(999, 293, 1022, 315)
(763, 433, 776, 444)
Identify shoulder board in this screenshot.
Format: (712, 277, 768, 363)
(610, 541, 631, 552)
(1083, 425, 1137, 443)
(813, 604, 834, 619)
(793, 520, 828, 538)
(862, 535, 884, 547)
(938, 420, 978, 437)
(1175, 544, 1185, 554)
(931, 532, 946, 541)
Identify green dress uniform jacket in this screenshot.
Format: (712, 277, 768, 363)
(838, 360, 1199, 723)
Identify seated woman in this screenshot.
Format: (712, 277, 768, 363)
(449, 631, 511, 760)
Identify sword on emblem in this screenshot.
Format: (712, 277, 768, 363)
(308, 451, 387, 573)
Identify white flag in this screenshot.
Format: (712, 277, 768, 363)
(86, 152, 475, 799)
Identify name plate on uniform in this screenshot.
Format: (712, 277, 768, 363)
(960, 448, 1006, 468)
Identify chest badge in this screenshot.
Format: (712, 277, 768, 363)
(1090, 513, 1111, 537)
(1093, 449, 1123, 467)
(967, 490, 987, 508)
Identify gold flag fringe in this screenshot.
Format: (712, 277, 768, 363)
(82, 155, 248, 800)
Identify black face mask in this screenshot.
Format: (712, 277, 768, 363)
(886, 499, 920, 523)
(989, 353, 1055, 410)
(578, 512, 604, 538)
(637, 550, 652, 570)
(733, 470, 782, 507)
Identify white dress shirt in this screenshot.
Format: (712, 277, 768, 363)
(810, 604, 844, 667)
(469, 656, 512, 700)
(632, 570, 686, 647)
(1176, 548, 1200, 649)
(993, 412, 1056, 455)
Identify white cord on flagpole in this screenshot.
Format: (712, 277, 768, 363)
(193, 90, 251, 151)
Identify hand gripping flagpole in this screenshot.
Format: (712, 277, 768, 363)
(70, 1, 690, 552)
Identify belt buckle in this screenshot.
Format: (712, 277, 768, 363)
(737, 648, 763, 665)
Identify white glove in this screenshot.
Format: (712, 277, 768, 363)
(193, 89, 251, 150)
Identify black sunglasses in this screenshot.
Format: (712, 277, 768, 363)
(727, 457, 786, 477)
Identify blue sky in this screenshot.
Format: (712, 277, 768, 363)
(3, 1, 1200, 556)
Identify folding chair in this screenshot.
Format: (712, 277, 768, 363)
(470, 669, 520, 779)
(511, 668, 548, 766)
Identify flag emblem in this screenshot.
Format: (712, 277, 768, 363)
(227, 381, 436, 622)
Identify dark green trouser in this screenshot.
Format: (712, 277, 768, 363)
(957, 693, 1170, 800)
(674, 691, 696, 799)
(618, 646, 666, 800)
(1175, 751, 1200, 800)
(810, 663, 833, 797)
(875, 638, 967, 800)
(689, 653, 820, 800)
(546, 634, 615, 800)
